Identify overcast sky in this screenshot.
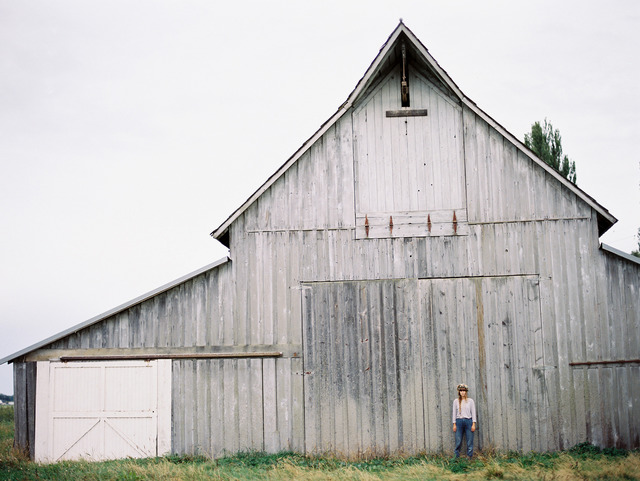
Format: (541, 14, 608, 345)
(1, 0, 638, 394)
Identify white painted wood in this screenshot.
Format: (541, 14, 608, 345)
(157, 359, 172, 456)
(35, 360, 170, 463)
(34, 361, 50, 463)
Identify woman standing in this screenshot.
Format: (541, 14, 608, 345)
(452, 383, 476, 458)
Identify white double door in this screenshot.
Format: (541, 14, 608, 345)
(35, 360, 171, 462)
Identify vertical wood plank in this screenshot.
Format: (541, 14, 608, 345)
(276, 358, 291, 451)
(210, 360, 225, 457)
(157, 359, 172, 456)
(301, 286, 316, 453)
(171, 360, 183, 454)
(14, 363, 28, 456)
(223, 359, 239, 454)
(264, 357, 279, 452)
(33, 362, 50, 462)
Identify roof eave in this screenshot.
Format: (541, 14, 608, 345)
(601, 243, 640, 265)
(210, 103, 352, 241)
(0, 256, 230, 365)
(459, 99, 617, 234)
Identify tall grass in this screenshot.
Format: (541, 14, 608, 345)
(0, 405, 638, 480)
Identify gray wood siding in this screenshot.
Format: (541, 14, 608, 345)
(171, 357, 304, 456)
(227, 207, 634, 452)
(242, 117, 355, 234)
(352, 67, 467, 239)
(580, 250, 640, 449)
(302, 276, 547, 454)
(32, 259, 306, 456)
(463, 107, 591, 225)
(602, 251, 640, 363)
(13, 362, 37, 458)
(44, 261, 234, 350)
(234, 217, 596, 281)
(302, 279, 421, 455)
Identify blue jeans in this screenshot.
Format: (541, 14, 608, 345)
(455, 418, 474, 458)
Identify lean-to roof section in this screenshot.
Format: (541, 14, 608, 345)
(0, 257, 230, 365)
(211, 21, 616, 244)
(601, 243, 640, 266)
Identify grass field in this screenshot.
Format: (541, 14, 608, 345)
(1, 405, 638, 480)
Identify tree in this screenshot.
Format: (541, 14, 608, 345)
(632, 227, 640, 258)
(524, 119, 577, 184)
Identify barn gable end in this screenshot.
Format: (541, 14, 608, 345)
(3, 21, 638, 461)
(211, 23, 615, 247)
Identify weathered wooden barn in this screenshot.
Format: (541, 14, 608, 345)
(2, 22, 639, 462)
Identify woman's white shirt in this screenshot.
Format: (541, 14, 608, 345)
(452, 398, 477, 423)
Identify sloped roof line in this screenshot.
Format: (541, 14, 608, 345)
(363, 23, 616, 229)
(0, 257, 230, 365)
(210, 102, 352, 242)
(601, 243, 640, 266)
(456, 94, 617, 231)
(210, 22, 408, 241)
(211, 22, 616, 241)
(374, 23, 617, 231)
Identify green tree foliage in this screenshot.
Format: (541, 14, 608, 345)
(632, 227, 640, 258)
(524, 119, 577, 184)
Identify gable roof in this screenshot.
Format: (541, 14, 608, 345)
(0, 257, 230, 365)
(211, 21, 616, 245)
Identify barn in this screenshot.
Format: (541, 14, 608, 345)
(2, 22, 639, 462)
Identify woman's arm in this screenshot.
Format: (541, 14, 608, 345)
(452, 399, 459, 425)
(471, 399, 477, 431)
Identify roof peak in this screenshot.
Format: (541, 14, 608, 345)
(210, 22, 616, 242)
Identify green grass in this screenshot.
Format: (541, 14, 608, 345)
(1, 405, 638, 480)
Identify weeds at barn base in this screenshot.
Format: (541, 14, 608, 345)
(1, 406, 638, 480)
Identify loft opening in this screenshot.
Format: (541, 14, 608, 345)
(386, 41, 428, 118)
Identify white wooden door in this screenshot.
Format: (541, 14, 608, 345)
(35, 360, 171, 462)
